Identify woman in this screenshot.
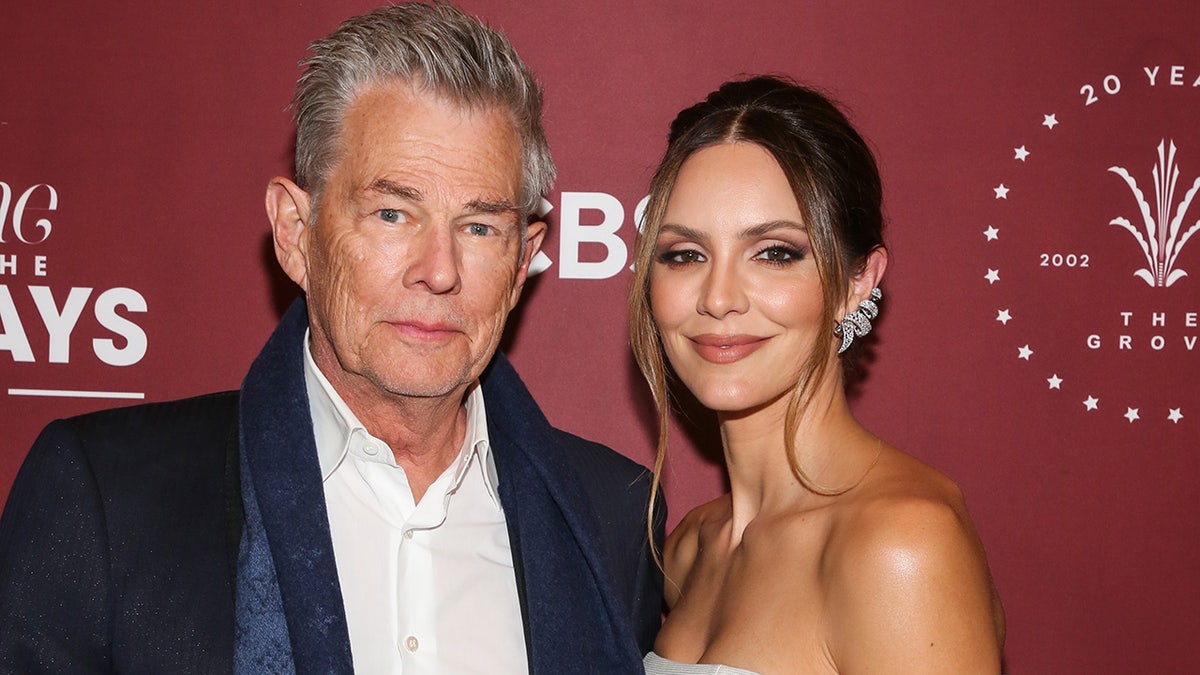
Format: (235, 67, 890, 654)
(630, 76, 1005, 674)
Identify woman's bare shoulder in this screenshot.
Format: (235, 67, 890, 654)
(821, 447, 1004, 672)
(828, 447, 992, 576)
(661, 494, 731, 608)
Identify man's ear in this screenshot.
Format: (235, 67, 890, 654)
(509, 219, 547, 310)
(266, 177, 313, 291)
(843, 246, 889, 314)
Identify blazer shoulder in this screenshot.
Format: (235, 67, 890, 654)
(542, 426, 660, 557)
(550, 428, 653, 493)
(40, 391, 236, 470)
(1, 390, 242, 674)
(57, 390, 239, 439)
(543, 427, 665, 654)
(17, 388, 241, 528)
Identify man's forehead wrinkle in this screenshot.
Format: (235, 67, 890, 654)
(333, 87, 523, 219)
(356, 177, 518, 221)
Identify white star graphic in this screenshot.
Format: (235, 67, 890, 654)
(1014, 146, 1030, 161)
(1043, 114, 1058, 129)
(985, 269, 1000, 284)
(1018, 345, 1033, 360)
(994, 184, 1010, 199)
(996, 309, 1012, 325)
(1168, 408, 1183, 423)
(1083, 396, 1099, 411)
(1047, 374, 1063, 389)
(1124, 407, 1140, 423)
(529, 251, 553, 276)
(984, 226, 999, 241)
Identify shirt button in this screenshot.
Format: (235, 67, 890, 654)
(404, 635, 419, 652)
(403, 529, 414, 540)
(363, 444, 379, 456)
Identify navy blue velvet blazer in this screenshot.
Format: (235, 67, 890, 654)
(0, 300, 663, 674)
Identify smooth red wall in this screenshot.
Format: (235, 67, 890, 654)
(3, 2, 1198, 672)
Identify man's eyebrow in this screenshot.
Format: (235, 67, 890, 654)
(366, 178, 422, 201)
(465, 198, 521, 216)
(363, 180, 517, 216)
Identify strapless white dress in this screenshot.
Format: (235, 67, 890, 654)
(643, 651, 765, 675)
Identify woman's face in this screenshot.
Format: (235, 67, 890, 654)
(650, 142, 827, 414)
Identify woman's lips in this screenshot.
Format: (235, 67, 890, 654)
(688, 334, 769, 364)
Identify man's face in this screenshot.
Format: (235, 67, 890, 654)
(281, 81, 543, 406)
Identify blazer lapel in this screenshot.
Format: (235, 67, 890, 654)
(239, 299, 353, 673)
(483, 355, 642, 674)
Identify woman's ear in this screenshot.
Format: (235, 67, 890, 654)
(843, 246, 889, 313)
(266, 177, 313, 291)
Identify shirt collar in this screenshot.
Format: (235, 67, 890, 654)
(303, 330, 500, 505)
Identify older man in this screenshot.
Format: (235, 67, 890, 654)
(0, 4, 661, 673)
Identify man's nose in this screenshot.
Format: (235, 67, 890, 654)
(402, 224, 462, 294)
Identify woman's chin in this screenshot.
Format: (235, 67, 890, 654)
(688, 385, 792, 418)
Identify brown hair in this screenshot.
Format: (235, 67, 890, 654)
(630, 76, 885, 546)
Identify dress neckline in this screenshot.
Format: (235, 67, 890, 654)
(643, 651, 766, 675)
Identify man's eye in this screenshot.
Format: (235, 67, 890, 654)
(378, 209, 405, 223)
(467, 223, 492, 236)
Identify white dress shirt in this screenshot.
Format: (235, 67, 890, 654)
(304, 337, 528, 674)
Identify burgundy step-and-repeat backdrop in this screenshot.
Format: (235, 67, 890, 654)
(3, 1, 1197, 671)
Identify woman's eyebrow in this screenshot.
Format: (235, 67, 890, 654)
(740, 220, 807, 239)
(658, 223, 708, 241)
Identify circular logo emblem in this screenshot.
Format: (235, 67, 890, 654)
(980, 64, 1199, 427)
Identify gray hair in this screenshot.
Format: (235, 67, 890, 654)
(292, 2, 555, 216)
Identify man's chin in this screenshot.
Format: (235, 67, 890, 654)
(367, 366, 479, 401)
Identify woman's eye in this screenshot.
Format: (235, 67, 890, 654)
(377, 208, 405, 223)
(755, 245, 803, 264)
(658, 249, 705, 265)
